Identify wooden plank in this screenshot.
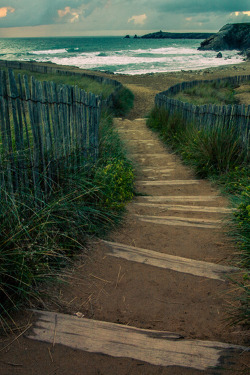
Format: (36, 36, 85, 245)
(8, 69, 27, 191)
(133, 203, 233, 214)
(23, 74, 38, 196)
(35, 80, 48, 196)
(130, 153, 170, 157)
(128, 139, 156, 142)
(141, 168, 174, 172)
(117, 129, 149, 133)
(28, 310, 247, 371)
(18, 74, 32, 187)
(135, 214, 221, 229)
(137, 180, 199, 186)
(82, 89, 88, 159)
(104, 241, 238, 281)
(0, 71, 14, 194)
(138, 195, 218, 202)
(41, 80, 53, 182)
(47, 81, 59, 181)
(1, 70, 16, 192)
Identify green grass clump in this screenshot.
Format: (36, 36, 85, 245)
(95, 114, 134, 209)
(94, 111, 135, 210)
(111, 87, 134, 116)
(147, 106, 250, 327)
(0, 111, 135, 327)
(147, 107, 248, 177)
(170, 81, 240, 105)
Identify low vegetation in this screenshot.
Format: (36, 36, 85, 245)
(2, 67, 115, 99)
(169, 80, 240, 105)
(147, 104, 249, 328)
(0, 72, 135, 327)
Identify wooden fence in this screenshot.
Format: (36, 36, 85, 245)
(0, 59, 122, 108)
(155, 75, 250, 149)
(0, 68, 102, 201)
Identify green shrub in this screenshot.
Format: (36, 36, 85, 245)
(181, 124, 245, 177)
(94, 110, 135, 210)
(112, 87, 134, 116)
(94, 159, 134, 210)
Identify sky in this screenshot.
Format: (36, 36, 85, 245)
(0, 0, 249, 37)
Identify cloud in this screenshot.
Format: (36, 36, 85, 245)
(58, 6, 71, 17)
(238, 11, 250, 16)
(0, 0, 249, 35)
(57, 5, 86, 23)
(228, 10, 250, 23)
(0, 1, 103, 27)
(0, 6, 15, 18)
(155, 0, 250, 14)
(128, 14, 147, 25)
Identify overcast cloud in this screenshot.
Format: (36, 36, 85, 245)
(0, 0, 249, 37)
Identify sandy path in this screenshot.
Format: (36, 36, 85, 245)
(1, 63, 250, 374)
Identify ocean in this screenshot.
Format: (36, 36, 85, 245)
(0, 36, 244, 75)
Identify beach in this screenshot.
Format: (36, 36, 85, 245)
(0, 59, 249, 375)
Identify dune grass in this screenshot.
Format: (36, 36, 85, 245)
(170, 80, 240, 106)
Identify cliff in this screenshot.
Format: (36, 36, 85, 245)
(198, 23, 250, 51)
(141, 31, 214, 39)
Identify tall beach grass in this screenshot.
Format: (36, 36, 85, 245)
(169, 80, 240, 105)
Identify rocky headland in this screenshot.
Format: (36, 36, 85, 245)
(198, 23, 250, 54)
(141, 30, 213, 39)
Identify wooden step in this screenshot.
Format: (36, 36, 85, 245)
(130, 153, 170, 157)
(137, 180, 199, 186)
(138, 195, 218, 202)
(128, 139, 156, 142)
(104, 241, 238, 281)
(135, 214, 221, 229)
(141, 168, 174, 173)
(28, 311, 247, 371)
(133, 203, 233, 214)
(117, 129, 146, 132)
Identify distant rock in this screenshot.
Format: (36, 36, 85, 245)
(134, 34, 139, 39)
(239, 48, 250, 60)
(141, 30, 214, 39)
(245, 49, 250, 60)
(198, 23, 250, 51)
(124, 35, 130, 39)
(216, 52, 222, 58)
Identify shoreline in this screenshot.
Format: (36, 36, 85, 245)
(1, 59, 249, 104)
(2, 57, 249, 77)
(47, 59, 250, 77)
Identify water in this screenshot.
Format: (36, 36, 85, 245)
(0, 36, 244, 75)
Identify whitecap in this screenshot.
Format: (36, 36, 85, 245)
(30, 49, 68, 55)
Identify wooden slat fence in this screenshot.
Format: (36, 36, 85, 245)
(155, 75, 250, 151)
(0, 60, 122, 108)
(0, 68, 102, 201)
